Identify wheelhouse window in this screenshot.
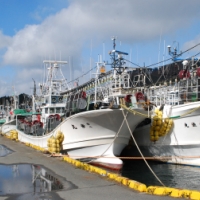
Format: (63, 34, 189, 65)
(56, 107, 61, 113)
(45, 108, 48, 114)
(58, 96, 63, 103)
(61, 107, 64, 113)
(50, 108, 54, 113)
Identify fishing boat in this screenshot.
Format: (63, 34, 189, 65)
(1, 60, 67, 146)
(2, 60, 67, 141)
(131, 46, 200, 166)
(2, 38, 150, 170)
(0, 105, 7, 118)
(54, 38, 151, 170)
(0, 105, 7, 128)
(0, 94, 20, 133)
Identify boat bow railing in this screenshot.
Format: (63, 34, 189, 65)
(147, 78, 200, 106)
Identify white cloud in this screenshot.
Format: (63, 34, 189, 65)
(0, 67, 44, 96)
(1, 0, 200, 95)
(182, 35, 200, 55)
(0, 30, 12, 49)
(4, 0, 200, 66)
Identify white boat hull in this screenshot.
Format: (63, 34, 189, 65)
(2, 121, 16, 134)
(2, 108, 147, 170)
(132, 102, 200, 166)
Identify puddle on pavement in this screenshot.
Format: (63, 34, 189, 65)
(0, 145, 14, 157)
(0, 164, 75, 199)
(7, 192, 64, 200)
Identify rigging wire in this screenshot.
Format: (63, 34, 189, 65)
(152, 50, 200, 86)
(66, 65, 98, 85)
(125, 46, 200, 87)
(154, 64, 170, 86)
(124, 59, 154, 85)
(123, 58, 141, 68)
(125, 42, 200, 69)
(146, 46, 200, 69)
(66, 42, 200, 89)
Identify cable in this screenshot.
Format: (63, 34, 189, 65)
(125, 43, 200, 70)
(123, 58, 141, 68)
(69, 42, 200, 87)
(178, 42, 200, 56)
(65, 42, 200, 89)
(67, 65, 97, 85)
(121, 108, 165, 187)
(154, 64, 171, 86)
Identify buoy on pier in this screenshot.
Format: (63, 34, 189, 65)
(47, 130, 64, 153)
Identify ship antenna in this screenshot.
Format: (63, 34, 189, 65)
(112, 36, 116, 69)
(167, 41, 182, 62)
(32, 78, 36, 97)
(109, 36, 128, 74)
(112, 37, 116, 50)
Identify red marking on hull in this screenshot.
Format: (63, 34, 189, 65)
(90, 161, 123, 171)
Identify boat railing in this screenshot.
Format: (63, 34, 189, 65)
(109, 73, 132, 96)
(17, 118, 44, 136)
(65, 91, 89, 114)
(0, 105, 6, 119)
(148, 78, 200, 106)
(133, 74, 145, 86)
(112, 73, 130, 88)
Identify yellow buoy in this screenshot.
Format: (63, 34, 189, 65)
(154, 135, 159, 141)
(165, 118, 169, 123)
(153, 121, 157, 126)
(150, 130, 154, 136)
(150, 136, 155, 141)
(156, 120, 162, 126)
(154, 108, 159, 114)
(168, 119, 173, 125)
(154, 130, 159, 136)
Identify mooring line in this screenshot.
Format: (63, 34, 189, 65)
(121, 108, 165, 187)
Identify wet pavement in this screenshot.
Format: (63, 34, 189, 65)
(0, 163, 73, 198)
(6, 192, 64, 200)
(0, 145, 13, 157)
(0, 136, 175, 200)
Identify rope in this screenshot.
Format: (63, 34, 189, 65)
(179, 106, 200, 118)
(121, 108, 165, 187)
(57, 155, 200, 159)
(161, 106, 200, 119)
(120, 104, 150, 118)
(168, 106, 200, 119)
(120, 103, 200, 120)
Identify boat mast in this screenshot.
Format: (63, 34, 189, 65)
(43, 60, 68, 103)
(109, 37, 128, 74)
(94, 56, 104, 104)
(12, 86, 18, 110)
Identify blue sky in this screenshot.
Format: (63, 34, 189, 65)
(1, 0, 200, 96)
(0, 0, 68, 35)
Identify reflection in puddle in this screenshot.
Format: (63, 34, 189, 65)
(0, 164, 66, 196)
(0, 145, 13, 157)
(7, 192, 64, 200)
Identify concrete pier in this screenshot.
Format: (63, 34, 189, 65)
(0, 136, 177, 200)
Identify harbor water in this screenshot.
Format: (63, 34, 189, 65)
(121, 159, 200, 191)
